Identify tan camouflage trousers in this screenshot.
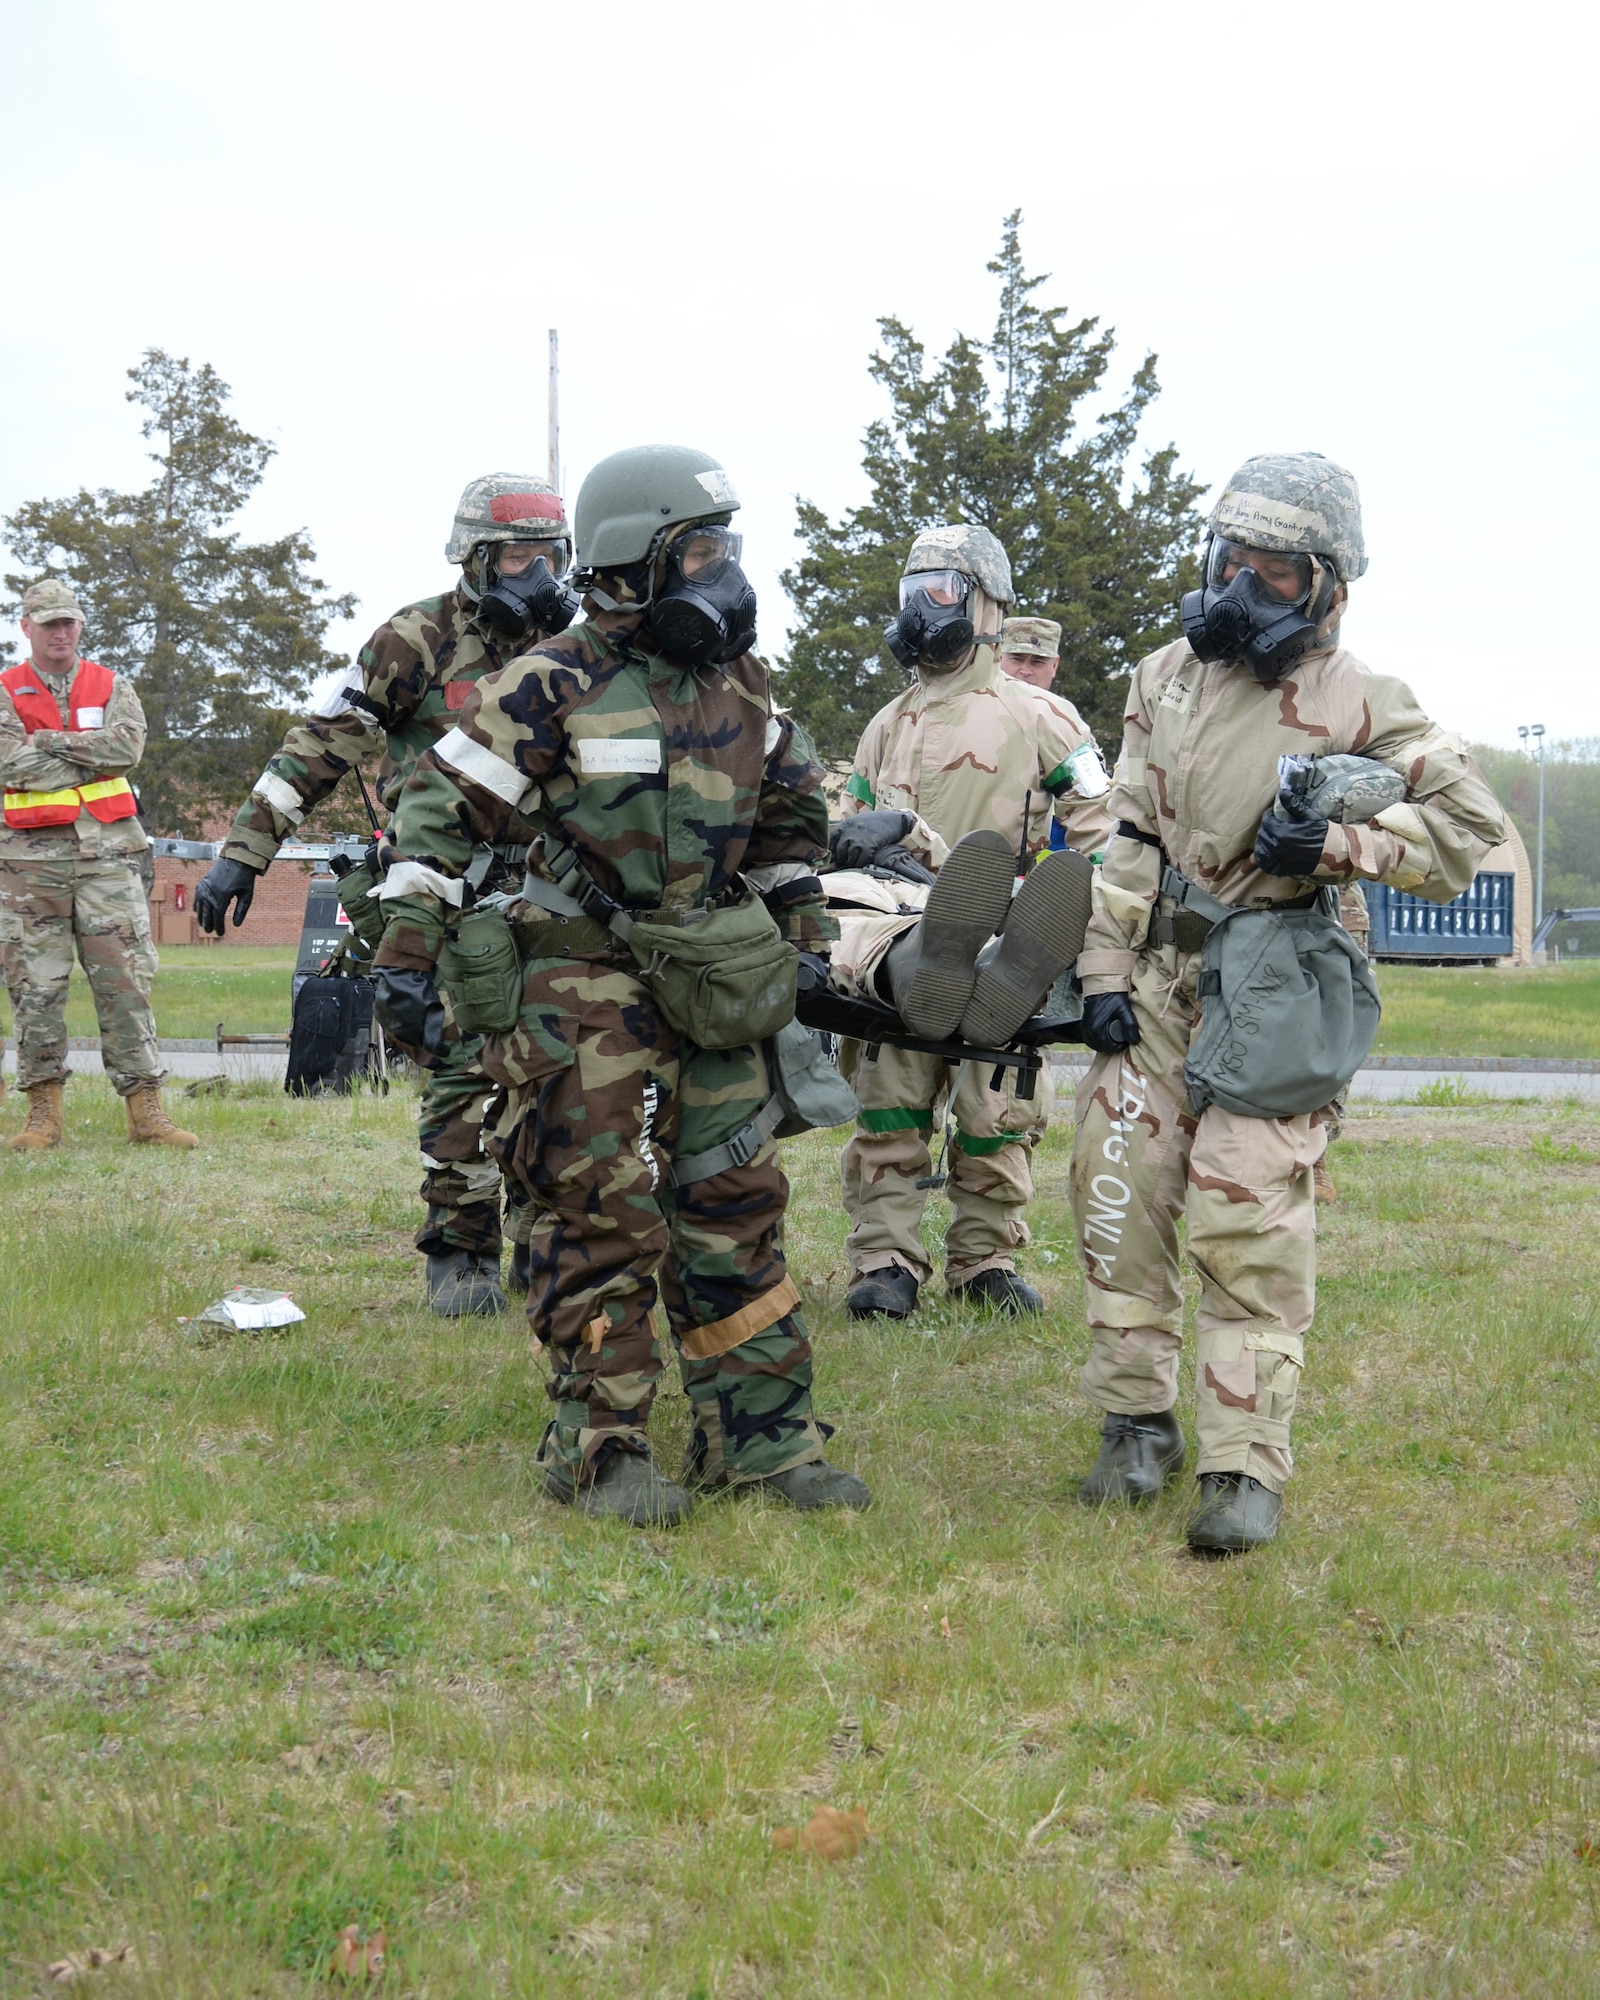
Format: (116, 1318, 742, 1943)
(839, 1038, 1053, 1287)
(1069, 943, 1329, 1493)
(0, 855, 162, 1095)
(481, 954, 827, 1487)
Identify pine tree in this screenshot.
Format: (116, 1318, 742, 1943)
(3, 349, 356, 832)
(778, 213, 1206, 757)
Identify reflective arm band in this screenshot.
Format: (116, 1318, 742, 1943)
(251, 770, 306, 823)
(373, 860, 466, 907)
(434, 727, 532, 808)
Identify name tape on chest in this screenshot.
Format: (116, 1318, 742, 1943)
(576, 737, 663, 776)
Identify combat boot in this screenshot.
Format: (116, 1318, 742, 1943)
(958, 847, 1096, 1046)
(507, 1241, 532, 1297)
(847, 1265, 919, 1320)
(1313, 1160, 1338, 1204)
(124, 1085, 199, 1148)
(544, 1445, 693, 1527)
(1079, 1408, 1186, 1505)
(1186, 1473, 1282, 1553)
(7, 1080, 65, 1151)
(426, 1249, 507, 1317)
(883, 830, 1015, 1039)
(949, 1266, 1043, 1316)
(751, 1461, 871, 1511)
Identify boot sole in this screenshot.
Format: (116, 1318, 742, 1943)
(894, 831, 1016, 1040)
(959, 849, 1095, 1046)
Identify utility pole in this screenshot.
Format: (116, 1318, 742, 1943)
(1519, 722, 1548, 929)
(547, 329, 560, 496)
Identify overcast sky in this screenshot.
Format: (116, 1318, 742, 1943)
(3, 0, 1595, 749)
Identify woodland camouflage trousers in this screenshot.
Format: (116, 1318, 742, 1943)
(0, 855, 162, 1094)
(480, 951, 827, 1487)
(414, 1014, 519, 1259)
(1070, 942, 1330, 1494)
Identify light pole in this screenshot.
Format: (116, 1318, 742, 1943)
(1518, 723, 1547, 930)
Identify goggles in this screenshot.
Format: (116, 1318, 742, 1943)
(493, 539, 569, 577)
(1206, 539, 1314, 606)
(899, 570, 969, 610)
(667, 525, 744, 584)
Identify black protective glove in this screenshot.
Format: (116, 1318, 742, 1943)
(829, 809, 917, 871)
(371, 966, 447, 1068)
(1252, 793, 1330, 878)
(873, 844, 937, 887)
(796, 950, 832, 995)
(1080, 991, 1142, 1054)
(194, 856, 264, 935)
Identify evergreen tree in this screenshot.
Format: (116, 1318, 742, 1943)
(778, 213, 1206, 757)
(3, 349, 356, 832)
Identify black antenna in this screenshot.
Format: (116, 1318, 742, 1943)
(1018, 790, 1033, 877)
(354, 766, 381, 835)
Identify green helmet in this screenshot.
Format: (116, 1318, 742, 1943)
(445, 473, 570, 567)
(1208, 453, 1368, 582)
(574, 445, 740, 571)
(904, 523, 1015, 605)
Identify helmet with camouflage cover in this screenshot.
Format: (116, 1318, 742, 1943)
(1207, 453, 1367, 582)
(903, 523, 1015, 605)
(445, 473, 570, 567)
(573, 445, 739, 571)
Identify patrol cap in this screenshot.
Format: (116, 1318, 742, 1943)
(1000, 616, 1061, 659)
(21, 579, 85, 624)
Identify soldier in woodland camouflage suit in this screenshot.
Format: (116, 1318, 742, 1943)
(0, 581, 196, 1151)
(834, 529, 1115, 1322)
(372, 445, 868, 1526)
(1069, 454, 1506, 1550)
(195, 476, 576, 1316)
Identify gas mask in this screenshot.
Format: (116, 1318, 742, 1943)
(474, 547, 580, 642)
(646, 525, 758, 667)
(887, 569, 976, 672)
(1179, 538, 1338, 685)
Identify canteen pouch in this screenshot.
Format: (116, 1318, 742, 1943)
(1183, 902, 1381, 1120)
(626, 893, 799, 1050)
(331, 858, 388, 954)
(436, 901, 524, 1036)
(769, 1015, 860, 1137)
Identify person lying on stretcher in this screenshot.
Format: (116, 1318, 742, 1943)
(815, 816, 1095, 1051)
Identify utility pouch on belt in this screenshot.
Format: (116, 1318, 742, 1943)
(436, 897, 524, 1036)
(330, 858, 387, 954)
(670, 1017, 859, 1186)
(624, 894, 798, 1050)
(1177, 866, 1381, 1120)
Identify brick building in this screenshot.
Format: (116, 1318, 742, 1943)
(147, 852, 325, 948)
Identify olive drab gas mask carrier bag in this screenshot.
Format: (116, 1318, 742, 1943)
(1167, 867, 1381, 1121)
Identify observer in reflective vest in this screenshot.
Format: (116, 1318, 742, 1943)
(0, 579, 196, 1149)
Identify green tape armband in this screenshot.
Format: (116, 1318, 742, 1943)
(845, 771, 876, 807)
(859, 1106, 935, 1135)
(953, 1130, 1014, 1156)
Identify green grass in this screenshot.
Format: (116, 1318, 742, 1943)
(0, 946, 298, 1043)
(1373, 960, 1600, 1059)
(3, 1080, 1600, 1994)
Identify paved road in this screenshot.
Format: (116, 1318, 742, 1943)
(7, 1045, 1598, 1101)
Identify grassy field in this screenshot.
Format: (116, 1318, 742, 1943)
(2, 1080, 1599, 1995)
(1373, 961, 1600, 1060)
(0, 947, 299, 1044)
(7, 953, 1600, 1061)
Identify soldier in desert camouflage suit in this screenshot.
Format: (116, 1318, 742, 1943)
(0, 581, 196, 1150)
(372, 445, 869, 1526)
(1069, 453, 1505, 1550)
(834, 528, 1115, 1322)
(195, 475, 574, 1316)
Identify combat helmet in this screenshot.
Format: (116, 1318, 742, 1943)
(1207, 453, 1367, 582)
(903, 523, 1015, 605)
(573, 446, 739, 572)
(445, 473, 570, 567)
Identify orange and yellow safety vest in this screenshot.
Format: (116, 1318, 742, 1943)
(0, 658, 138, 829)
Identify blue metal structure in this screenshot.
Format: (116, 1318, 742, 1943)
(1362, 872, 1514, 962)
